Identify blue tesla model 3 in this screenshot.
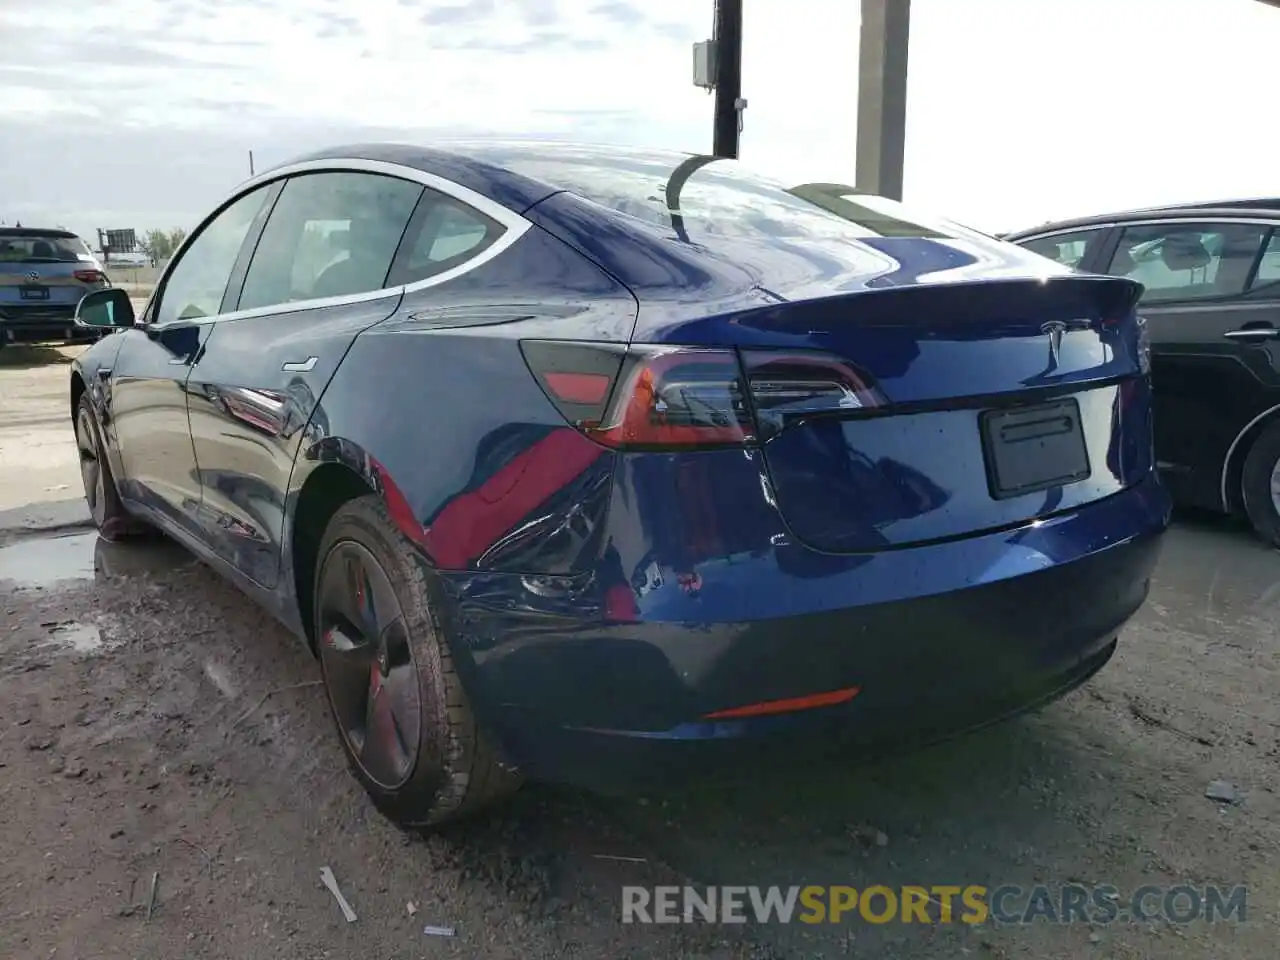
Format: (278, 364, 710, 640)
(68, 142, 1170, 826)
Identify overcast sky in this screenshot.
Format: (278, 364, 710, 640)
(1, 0, 1276, 241)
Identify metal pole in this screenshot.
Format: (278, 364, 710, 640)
(249, 150, 255, 176)
(855, 0, 911, 199)
(711, 0, 743, 158)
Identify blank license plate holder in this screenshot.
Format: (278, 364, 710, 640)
(980, 398, 1090, 500)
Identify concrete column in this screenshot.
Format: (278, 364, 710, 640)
(855, 0, 911, 200)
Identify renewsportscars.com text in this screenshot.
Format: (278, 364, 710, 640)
(621, 884, 1247, 926)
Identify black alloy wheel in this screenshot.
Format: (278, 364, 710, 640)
(75, 404, 108, 527)
(316, 540, 423, 790)
(313, 496, 520, 827)
(74, 395, 149, 540)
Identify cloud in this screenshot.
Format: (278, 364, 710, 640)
(420, 2, 495, 27)
(10, 0, 1270, 242)
(313, 12, 365, 37)
(591, 1, 645, 26)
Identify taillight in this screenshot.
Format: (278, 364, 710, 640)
(521, 340, 887, 451)
(589, 348, 755, 449)
(741, 351, 885, 441)
(73, 269, 106, 283)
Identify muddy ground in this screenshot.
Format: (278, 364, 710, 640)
(1, 514, 1277, 960)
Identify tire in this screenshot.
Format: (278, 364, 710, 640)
(74, 395, 148, 541)
(1241, 420, 1280, 548)
(314, 495, 520, 828)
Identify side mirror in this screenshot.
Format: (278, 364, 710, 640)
(75, 288, 136, 329)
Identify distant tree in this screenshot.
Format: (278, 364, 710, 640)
(140, 227, 189, 262)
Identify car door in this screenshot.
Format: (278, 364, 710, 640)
(1096, 218, 1280, 509)
(107, 184, 278, 538)
(184, 167, 428, 587)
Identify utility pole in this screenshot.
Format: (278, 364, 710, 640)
(855, 0, 911, 199)
(249, 150, 255, 176)
(710, 0, 745, 158)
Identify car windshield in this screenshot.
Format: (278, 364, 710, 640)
(0, 233, 91, 263)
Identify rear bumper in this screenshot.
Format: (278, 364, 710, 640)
(436, 474, 1170, 791)
(502, 635, 1120, 793)
(0, 304, 91, 343)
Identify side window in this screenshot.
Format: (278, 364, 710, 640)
(392, 191, 504, 285)
(1249, 229, 1280, 291)
(237, 172, 423, 312)
(1020, 231, 1101, 270)
(154, 187, 270, 325)
(1103, 222, 1267, 303)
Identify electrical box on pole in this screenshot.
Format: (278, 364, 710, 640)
(692, 40, 716, 90)
(693, 0, 745, 158)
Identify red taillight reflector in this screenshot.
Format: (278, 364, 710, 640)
(544, 371, 612, 405)
(702, 686, 861, 720)
(73, 269, 106, 283)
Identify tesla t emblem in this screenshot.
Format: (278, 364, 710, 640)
(1042, 320, 1067, 367)
(26, 271, 39, 283)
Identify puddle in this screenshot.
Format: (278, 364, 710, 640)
(0, 531, 194, 589)
(0, 532, 97, 588)
(42, 621, 104, 653)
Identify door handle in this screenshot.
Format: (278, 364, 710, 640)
(1224, 326, 1280, 342)
(282, 357, 318, 373)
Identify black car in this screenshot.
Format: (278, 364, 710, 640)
(1006, 202, 1280, 546)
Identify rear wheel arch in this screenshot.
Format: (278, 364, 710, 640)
(1222, 404, 1280, 515)
(291, 462, 375, 651)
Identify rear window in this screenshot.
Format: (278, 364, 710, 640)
(0, 233, 92, 263)
(468, 146, 989, 243)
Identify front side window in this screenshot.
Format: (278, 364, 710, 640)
(237, 171, 423, 312)
(1103, 221, 1267, 303)
(154, 187, 270, 325)
(1020, 230, 1101, 270)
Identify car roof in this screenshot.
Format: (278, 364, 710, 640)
(261, 140, 721, 214)
(1006, 200, 1280, 239)
(0, 227, 80, 239)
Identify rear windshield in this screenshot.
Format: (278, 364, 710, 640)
(467, 145, 992, 243)
(0, 233, 92, 263)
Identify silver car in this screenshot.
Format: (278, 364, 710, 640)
(0, 228, 109, 347)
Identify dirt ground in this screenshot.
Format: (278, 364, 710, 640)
(0, 344, 85, 512)
(1, 343, 1278, 958)
(1, 517, 1276, 959)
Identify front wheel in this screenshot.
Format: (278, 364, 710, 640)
(1240, 420, 1280, 548)
(314, 495, 520, 828)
